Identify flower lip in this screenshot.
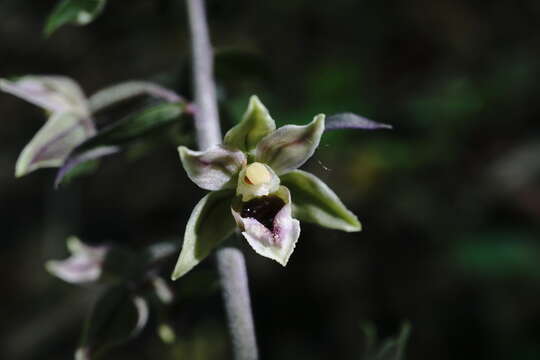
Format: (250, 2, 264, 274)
(240, 195, 286, 231)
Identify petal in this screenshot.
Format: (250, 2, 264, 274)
(280, 170, 361, 232)
(232, 186, 300, 266)
(179, 145, 246, 191)
(223, 95, 276, 152)
(236, 163, 280, 201)
(0, 76, 88, 114)
(255, 114, 325, 174)
(171, 190, 236, 280)
(16, 112, 96, 177)
(45, 236, 107, 284)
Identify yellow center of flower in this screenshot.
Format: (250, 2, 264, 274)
(245, 162, 271, 185)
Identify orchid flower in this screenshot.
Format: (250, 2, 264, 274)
(172, 96, 361, 280)
(0, 76, 95, 177)
(45, 236, 108, 284)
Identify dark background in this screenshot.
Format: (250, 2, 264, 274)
(1, 0, 540, 359)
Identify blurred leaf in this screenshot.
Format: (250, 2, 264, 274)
(362, 322, 411, 360)
(56, 158, 100, 185)
(78, 286, 149, 358)
(89, 81, 182, 113)
(326, 113, 393, 131)
(45, 0, 106, 36)
(55, 102, 184, 186)
(452, 234, 540, 279)
(80, 102, 185, 146)
(55, 146, 119, 187)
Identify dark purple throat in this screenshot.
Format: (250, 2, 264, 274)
(241, 196, 285, 231)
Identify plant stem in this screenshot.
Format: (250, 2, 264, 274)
(186, 0, 221, 150)
(185, 1, 259, 359)
(216, 248, 259, 360)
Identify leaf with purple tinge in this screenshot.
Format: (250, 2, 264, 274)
(55, 146, 119, 187)
(55, 102, 184, 187)
(325, 112, 393, 131)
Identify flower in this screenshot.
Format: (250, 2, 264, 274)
(45, 236, 108, 284)
(0, 76, 95, 177)
(171, 96, 361, 280)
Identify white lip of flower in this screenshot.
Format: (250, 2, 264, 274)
(172, 95, 362, 280)
(231, 186, 299, 265)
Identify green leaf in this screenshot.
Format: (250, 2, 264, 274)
(223, 95, 276, 152)
(280, 170, 361, 232)
(171, 190, 236, 280)
(78, 286, 149, 358)
(255, 114, 325, 175)
(83, 102, 184, 147)
(55, 102, 184, 186)
(45, 0, 106, 36)
(56, 158, 99, 185)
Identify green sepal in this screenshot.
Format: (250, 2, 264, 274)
(223, 95, 276, 152)
(45, 0, 106, 36)
(255, 114, 325, 175)
(171, 190, 236, 280)
(280, 170, 361, 232)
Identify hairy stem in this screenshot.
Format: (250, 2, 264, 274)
(217, 248, 259, 360)
(186, 0, 221, 150)
(185, 0, 259, 359)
